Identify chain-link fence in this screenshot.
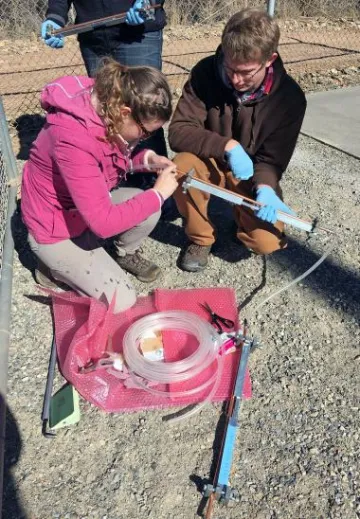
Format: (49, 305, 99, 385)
(0, 151, 8, 274)
(2, 0, 358, 118)
(0, 0, 359, 136)
(0, 97, 17, 274)
(0, 95, 18, 519)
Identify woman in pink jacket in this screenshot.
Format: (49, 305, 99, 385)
(21, 58, 178, 313)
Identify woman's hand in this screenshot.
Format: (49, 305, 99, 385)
(153, 165, 178, 200)
(146, 152, 175, 172)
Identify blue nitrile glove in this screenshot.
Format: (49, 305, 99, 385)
(126, 0, 145, 25)
(225, 144, 254, 181)
(256, 185, 296, 224)
(41, 20, 64, 48)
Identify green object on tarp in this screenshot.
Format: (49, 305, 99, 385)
(49, 384, 80, 430)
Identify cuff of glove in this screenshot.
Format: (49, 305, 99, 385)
(254, 169, 279, 190)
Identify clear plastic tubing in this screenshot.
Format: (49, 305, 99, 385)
(122, 311, 225, 421)
(254, 238, 337, 312)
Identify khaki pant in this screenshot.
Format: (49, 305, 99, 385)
(173, 152, 287, 255)
(28, 187, 161, 313)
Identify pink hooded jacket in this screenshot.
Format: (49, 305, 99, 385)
(21, 76, 162, 244)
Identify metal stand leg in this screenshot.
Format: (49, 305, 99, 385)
(41, 336, 57, 438)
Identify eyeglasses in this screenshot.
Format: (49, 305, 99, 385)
(133, 115, 154, 140)
(223, 62, 264, 81)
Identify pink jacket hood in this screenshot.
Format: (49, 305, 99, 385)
(40, 75, 102, 131)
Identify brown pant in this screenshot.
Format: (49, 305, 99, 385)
(173, 152, 287, 255)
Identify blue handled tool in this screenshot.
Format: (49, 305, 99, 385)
(203, 321, 257, 518)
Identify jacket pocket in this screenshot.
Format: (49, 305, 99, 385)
(52, 208, 87, 239)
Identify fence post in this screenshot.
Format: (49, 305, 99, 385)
(0, 96, 18, 519)
(267, 0, 276, 17)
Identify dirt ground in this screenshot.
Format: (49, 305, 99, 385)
(4, 133, 360, 519)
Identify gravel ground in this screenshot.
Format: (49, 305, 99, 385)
(4, 133, 360, 519)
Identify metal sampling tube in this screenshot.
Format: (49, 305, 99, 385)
(183, 172, 321, 234)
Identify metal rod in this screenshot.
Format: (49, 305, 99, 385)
(183, 174, 335, 235)
(50, 4, 161, 38)
(41, 337, 57, 438)
(267, 0, 276, 17)
(0, 96, 18, 519)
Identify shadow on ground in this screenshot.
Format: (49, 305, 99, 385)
(151, 197, 252, 264)
(2, 405, 27, 519)
(189, 401, 229, 517)
(272, 236, 359, 320)
(14, 114, 45, 161)
(151, 197, 359, 320)
(11, 202, 37, 276)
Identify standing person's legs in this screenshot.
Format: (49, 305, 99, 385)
(113, 30, 163, 69)
(79, 29, 113, 77)
(79, 38, 110, 77)
(113, 30, 167, 156)
(79, 44, 101, 77)
(29, 231, 136, 314)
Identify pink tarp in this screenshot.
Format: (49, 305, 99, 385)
(51, 287, 252, 413)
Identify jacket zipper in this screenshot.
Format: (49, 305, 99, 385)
(249, 106, 256, 148)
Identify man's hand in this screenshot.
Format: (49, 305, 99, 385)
(256, 185, 296, 224)
(126, 0, 145, 25)
(146, 152, 175, 172)
(225, 140, 253, 181)
(41, 20, 64, 48)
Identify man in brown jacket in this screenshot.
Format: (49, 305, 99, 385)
(169, 8, 306, 272)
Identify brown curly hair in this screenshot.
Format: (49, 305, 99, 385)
(93, 57, 172, 142)
(222, 8, 280, 64)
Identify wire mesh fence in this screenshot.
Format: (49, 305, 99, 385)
(0, 148, 9, 274)
(0, 94, 17, 279)
(0, 97, 15, 276)
(0, 95, 18, 519)
(0, 0, 359, 132)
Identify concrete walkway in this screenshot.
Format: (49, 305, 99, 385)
(301, 86, 360, 159)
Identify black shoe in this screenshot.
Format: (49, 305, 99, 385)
(180, 243, 212, 272)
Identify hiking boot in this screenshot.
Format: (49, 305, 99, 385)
(115, 250, 161, 283)
(34, 263, 68, 290)
(34, 268, 59, 289)
(180, 243, 211, 272)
